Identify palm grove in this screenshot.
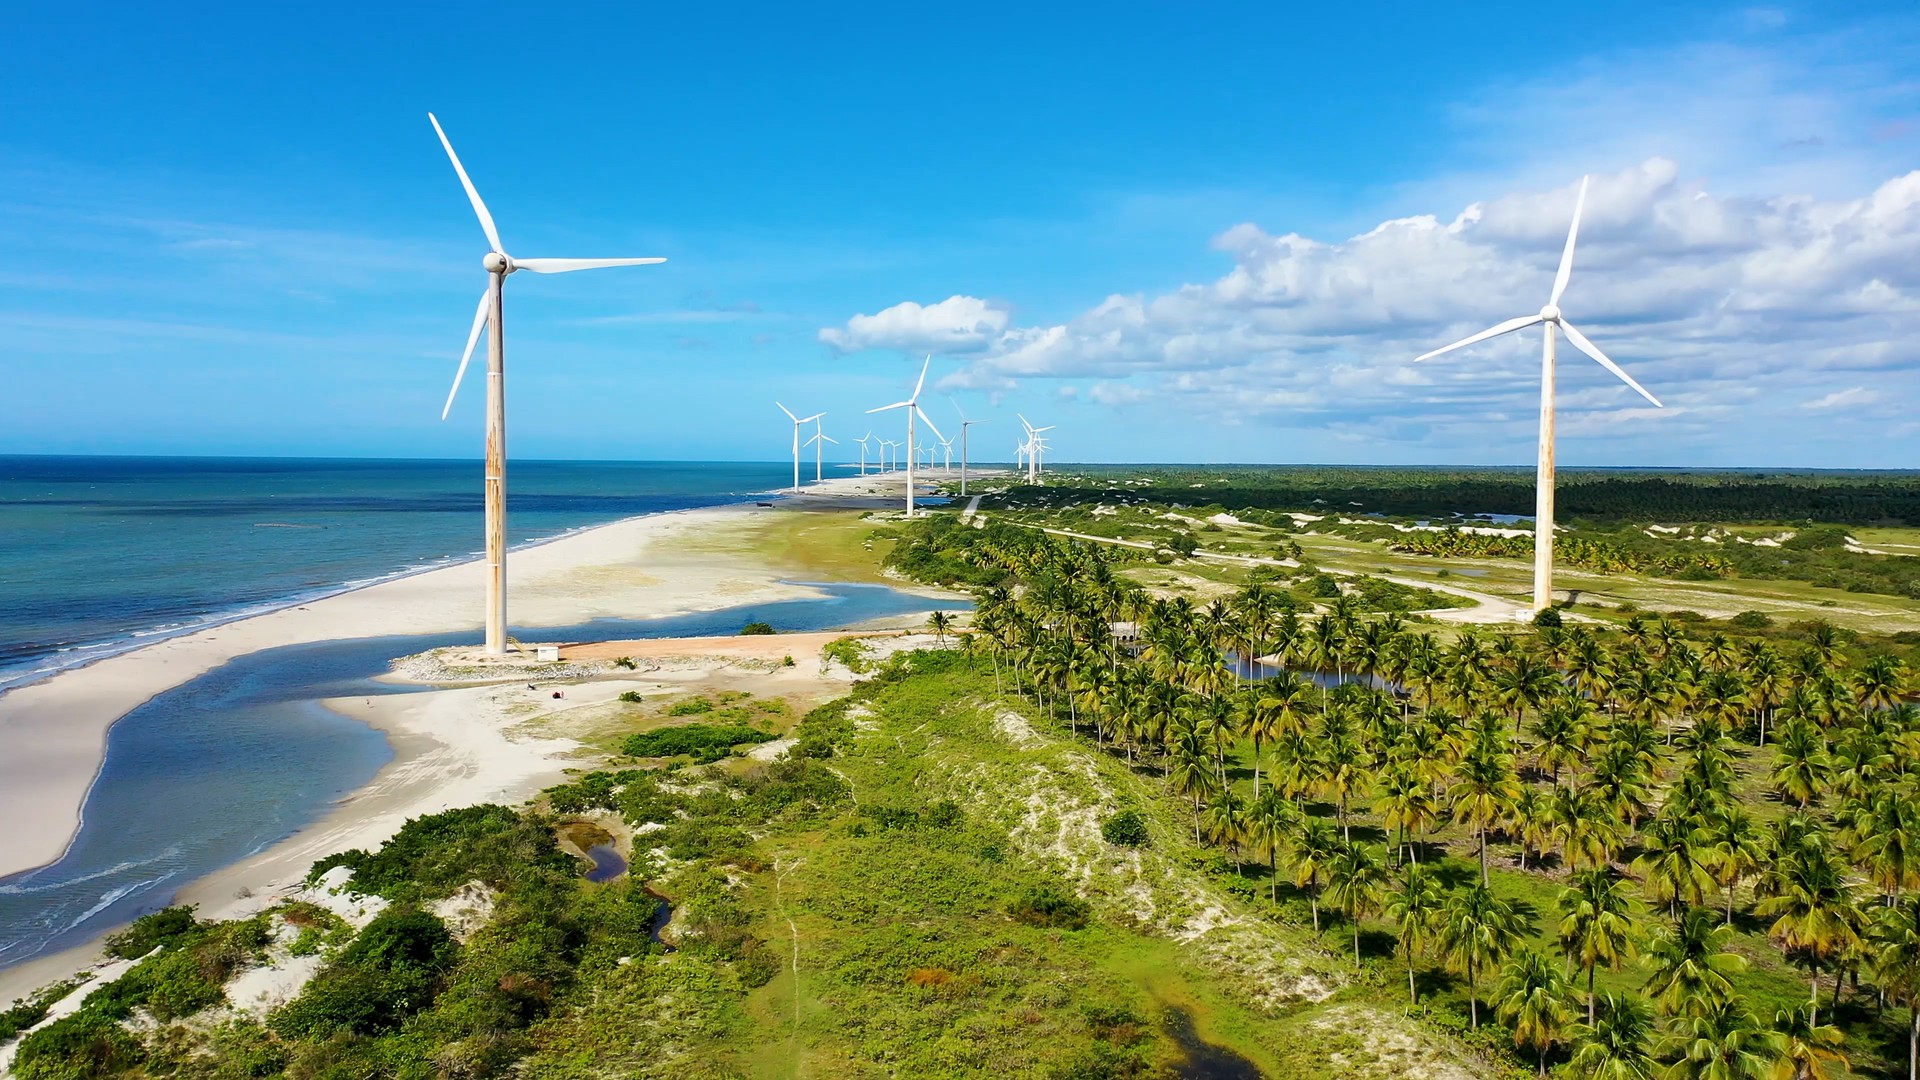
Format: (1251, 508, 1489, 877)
(900, 516, 1920, 1079)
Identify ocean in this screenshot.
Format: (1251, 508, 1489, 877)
(0, 456, 965, 968)
(0, 456, 794, 693)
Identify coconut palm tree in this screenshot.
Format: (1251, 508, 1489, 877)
(1247, 787, 1297, 902)
(1552, 784, 1621, 873)
(1569, 992, 1658, 1080)
(1378, 761, 1439, 867)
(1770, 719, 1832, 809)
(1386, 863, 1444, 1009)
(1871, 895, 1920, 1080)
(1324, 842, 1387, 961)
(1437, 882, 1527, 1030)
(1634, 811, 1719, 922)
(1292, 816, 1342, 934)
(1643, 907, 1747, 1019)
(1496, 947, 1575, 1077)
(1558, 868, 1639, 1026)
(1768, 1002, 1846, 1080)
(1702, 806, 1764, 927)
(1757, 842, 1862, 1025)
(1656, 999, 1784, 1080)
(1450, 739, 1523, 885)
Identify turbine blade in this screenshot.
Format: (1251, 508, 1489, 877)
(513, 257, 667, 274)
(821, 434, 839, 444)
(1560, 320, 1663, 408)
(1550, 176, 1590, 308)
(867, 401, 910, 414)
(915, 405, 945, 442)
(776, 402, 797, 421)
(441, 288, 491, 420)
(911, 355, 930, 401)
(1413, 314, 1544, 363)
(799, 412, 825, 423)
(428, 113, 503, 254)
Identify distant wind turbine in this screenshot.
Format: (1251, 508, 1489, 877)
(428, 112, 665, 655)
(952, 400, 989, 497)
(807, 418, 838, 483)
(1018, 415, 1055, 484)
(868, 356, 945, 517)
(1413, 175, 1664, 614)
(776, 402, 825, 492)
(855, 432, 875, 476)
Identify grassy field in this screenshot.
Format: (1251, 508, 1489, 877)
(721, 508, 903, 585)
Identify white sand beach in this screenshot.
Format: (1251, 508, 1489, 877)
(0, 469, 961, 884)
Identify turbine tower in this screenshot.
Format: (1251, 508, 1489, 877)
(776, 402, 824, 492)
(429, 113, 665, 655)
(868, 356, 944, 517)
(1017, 415, 1055, 484)
(1413, 175, 1664, 614)
(807, 418, 838, 483)
(952, 400, 989, 497)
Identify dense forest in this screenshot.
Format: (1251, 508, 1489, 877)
(994, 466, 1920, 526)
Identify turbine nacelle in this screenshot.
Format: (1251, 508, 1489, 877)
(483, 252, 512, 274)
(1539, 304, 1561, 323)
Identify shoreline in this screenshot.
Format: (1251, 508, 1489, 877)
(0, 469, 960, 886)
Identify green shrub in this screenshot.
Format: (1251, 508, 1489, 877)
(1100, 809, 1150, 847)
(619, 724, 775, 760)
(738, 621, 775, 635)
(103, 906, 199, 960)
(1008, 886, 1091, 930)
(0, 978, 86, 1044)
(307, 805, 573, 902)
(12, 1011, 144, 1080)
(1531, 607, 1562, 628)
(1731, 609, 1773, 629)
(617, 690, 643, 703)
(666, 697, 715, 716)
(613, 656, 638, 669)
(273, 909, 457, 1039)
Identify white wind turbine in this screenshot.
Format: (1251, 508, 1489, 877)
(807, 418, 838, 483)
(867, 356, 945, 516)
(937, 436, 954, 472)
(428, 112, 665, 655)
(855, 432, 875, 476)
(952, 399, 989, 496)
(776, 402, 825, 492)
(1017, 415, 1055, 483)
(1414, 175, 1663, 614)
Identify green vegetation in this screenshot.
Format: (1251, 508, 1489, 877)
(988, 465, 1920, 525)
(1101, 808, 1151, 847)
(619, 723, 777, 761)
(739, 620, 776, 635)
(913, 511, 1920, 1077)
(0, 978, 88, 1044)
(666, 696, 716, 716)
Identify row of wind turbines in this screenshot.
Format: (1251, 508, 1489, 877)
(773, 357, 1059, 510)
(424, 109, 1660, 652)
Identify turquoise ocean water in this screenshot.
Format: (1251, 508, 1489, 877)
(0, 457, 959, 970)
(0, 456, 794, 692)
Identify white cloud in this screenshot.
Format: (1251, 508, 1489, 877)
(819, 294, 1010, 355)
(1802, 386, 1881, 411)
(840, 159, 1920, 457)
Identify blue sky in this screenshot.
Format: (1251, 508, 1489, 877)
(2, 2, 1917, 466)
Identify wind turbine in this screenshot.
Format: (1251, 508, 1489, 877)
(937, 436, 954, 472)
(1017, 415, 1055, 483)
(807, 418, 838, 483)
(428, 113, 665, 655)
(776, 402, 824, 492)
(1413, 175, 1663, 614)
(855, 432, 875, 476)
(867, 356, 945, 516)
(952, 400, 990, 496)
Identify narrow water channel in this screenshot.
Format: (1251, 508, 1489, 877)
(1163, 1006, 1262, 1079)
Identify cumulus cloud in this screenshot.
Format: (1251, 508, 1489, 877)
(830, 160, 1920, 455)
(818, 294, 1010, 354)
